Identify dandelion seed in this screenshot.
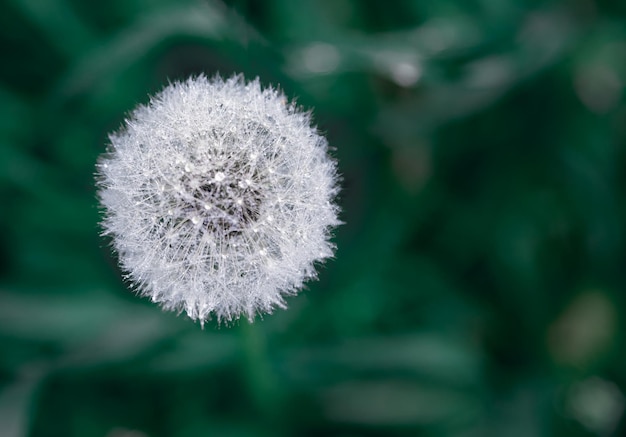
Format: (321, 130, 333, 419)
(96, 74, 340, 324)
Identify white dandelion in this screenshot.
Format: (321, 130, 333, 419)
(97, 74, 340, 324)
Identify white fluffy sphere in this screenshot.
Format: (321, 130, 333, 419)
(97, 74, 340, 324)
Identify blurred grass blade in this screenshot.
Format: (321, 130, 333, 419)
(50, 2, 229, 101)
(8, 0, 96, 56)
(0, 371, 44, 437)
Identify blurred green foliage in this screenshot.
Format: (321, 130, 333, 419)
(1, 0, 626, 436)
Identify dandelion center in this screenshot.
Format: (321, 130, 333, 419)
(185, 160, 266, 236)
(153, 127, 275, 237)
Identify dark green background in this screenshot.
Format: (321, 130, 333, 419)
(2, 0, 626, 436)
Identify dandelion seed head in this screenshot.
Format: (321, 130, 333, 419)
(97, 74, 340, 324)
